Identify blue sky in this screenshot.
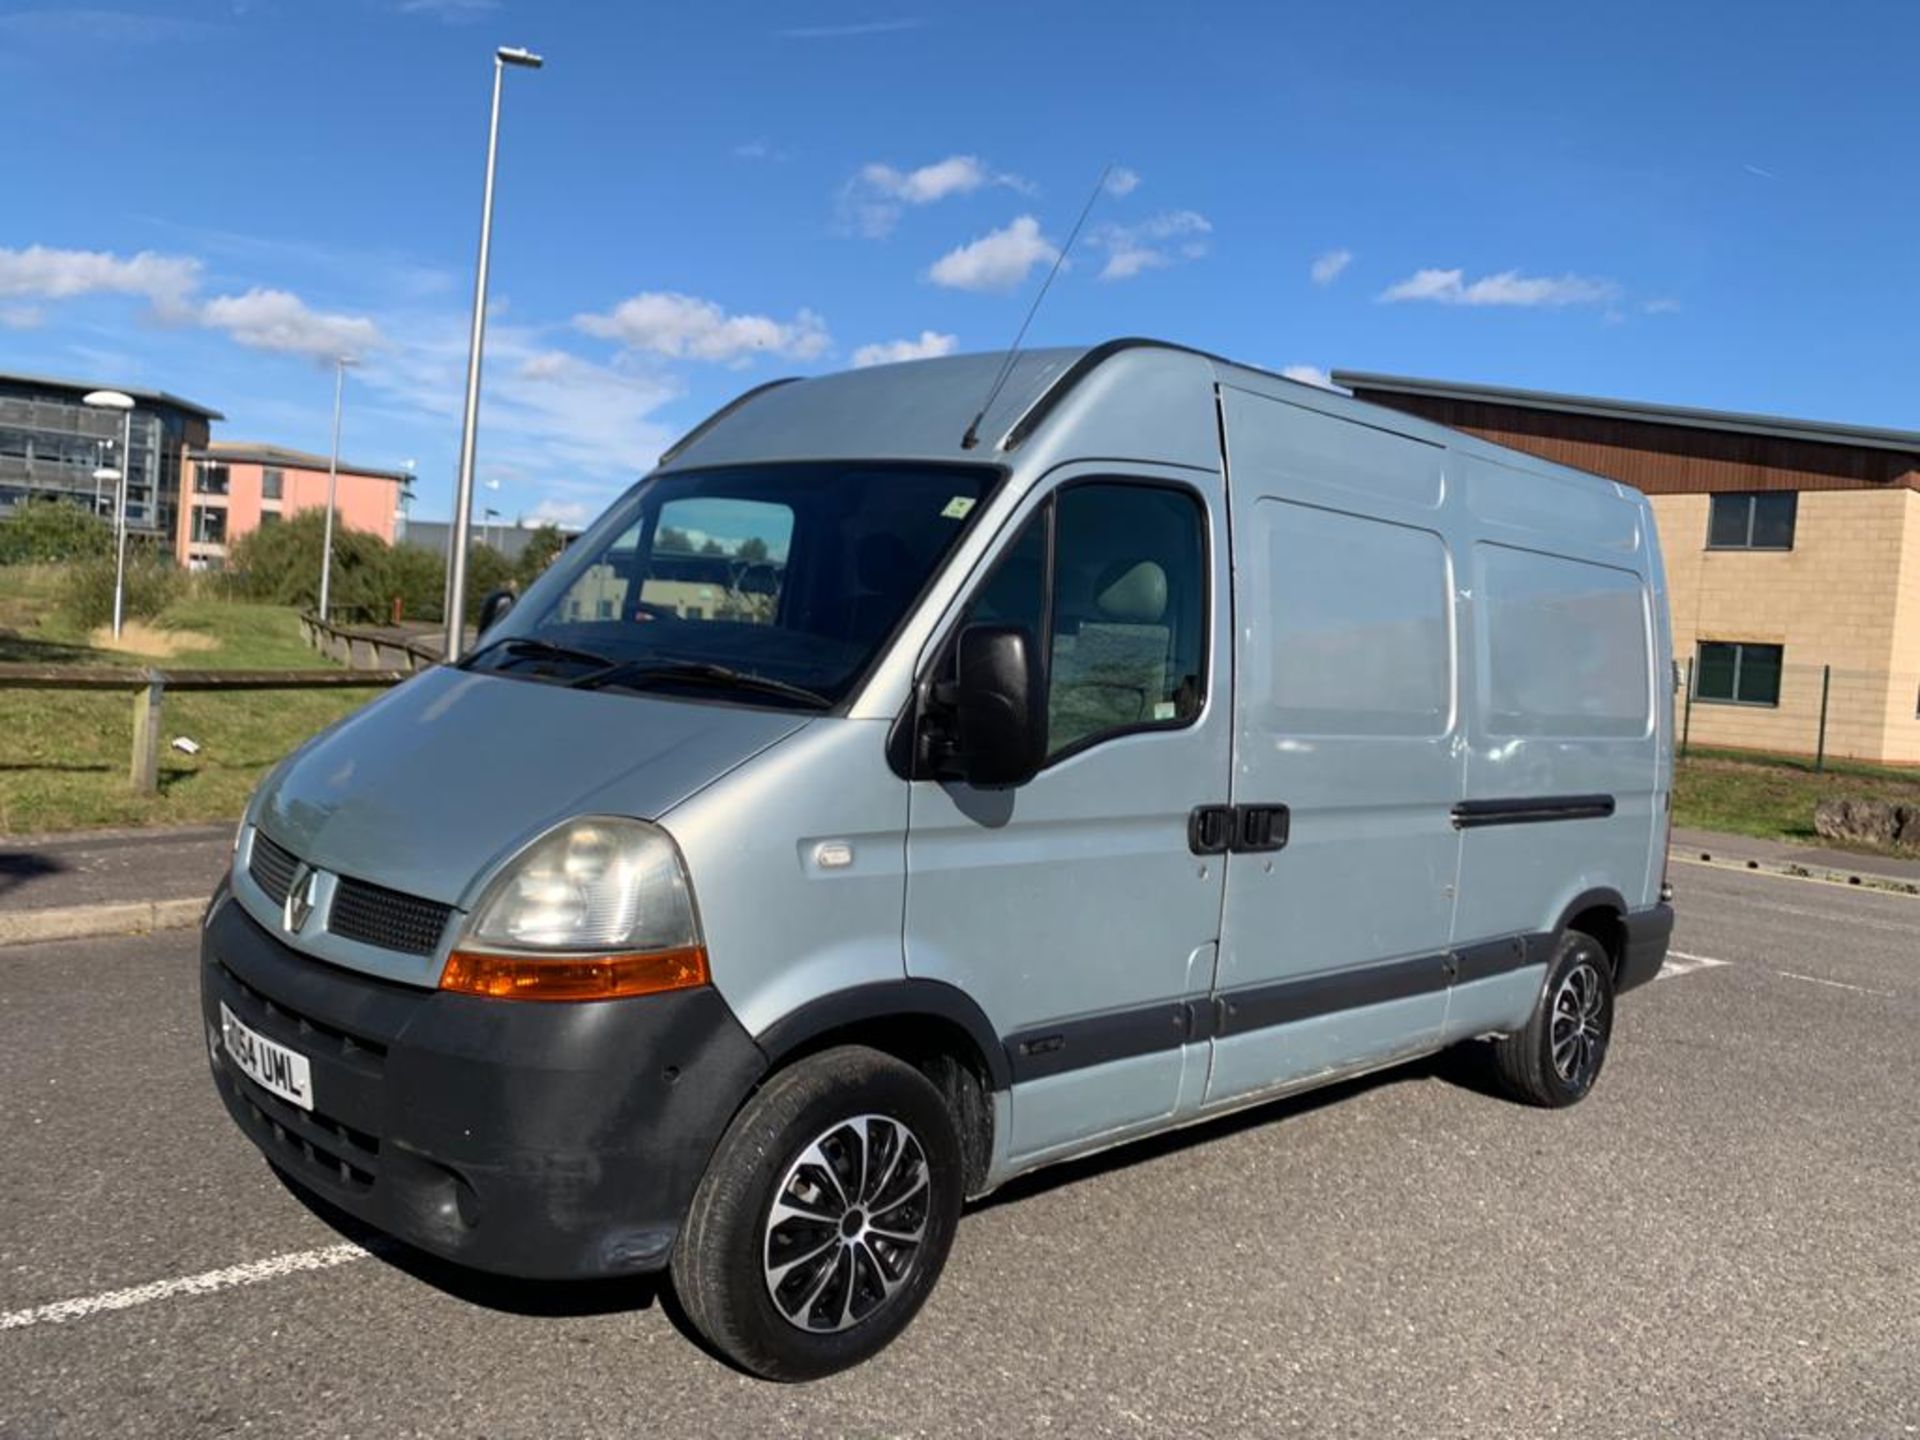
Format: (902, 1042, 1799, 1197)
(2, 0, 1915, 529)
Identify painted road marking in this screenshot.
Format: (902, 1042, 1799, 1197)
(0, 1243, 374, 1333)
(1658, 950, 1732, 980)
(1773, 970, 1897, 999)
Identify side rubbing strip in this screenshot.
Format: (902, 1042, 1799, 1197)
(1215, 954, 1451, 1038)
(1452, 794, 1616, 829)
(1000, 929, 1555, 1084)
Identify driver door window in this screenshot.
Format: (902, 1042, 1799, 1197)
(959, 481, 1208, 762)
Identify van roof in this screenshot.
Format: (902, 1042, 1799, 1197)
(656, 338, 1638, 501)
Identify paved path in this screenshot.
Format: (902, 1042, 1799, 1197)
(0, 824, 229, 915)
(1, 863, 1915, 1436)
(1673, 825, 1920, 884)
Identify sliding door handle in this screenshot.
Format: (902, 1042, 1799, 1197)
(1236, 805, 1290, 853)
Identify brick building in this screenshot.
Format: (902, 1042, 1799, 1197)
(1334, 372, 1920, 764)
(180, 442, 412, 571)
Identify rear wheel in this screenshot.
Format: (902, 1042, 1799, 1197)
(1492, 931, 1615, 1107)
(671, 1045, 963, 1380)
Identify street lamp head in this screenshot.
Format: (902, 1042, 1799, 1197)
(82, 390, 136, 411)
(497, 45, 543, 68)
(93, 467, 122, 483)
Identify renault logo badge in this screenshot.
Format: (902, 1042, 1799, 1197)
(284, 864, 319, 934)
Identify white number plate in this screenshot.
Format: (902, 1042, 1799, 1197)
(220, 1002, 314, 1111)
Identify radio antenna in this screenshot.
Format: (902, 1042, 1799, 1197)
(960, 162, 1112, 450)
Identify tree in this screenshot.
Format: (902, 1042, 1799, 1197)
(0, 498, 113, 565)
(515, 523, 566, 586)
(657, 526, 693, 553)
(463, 543, 517, 622)
(698, 537, 725, 556)
(737, 536, 770, 563)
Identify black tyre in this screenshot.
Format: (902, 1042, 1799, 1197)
(1492, 931, 1616, 1107)
(670, 1045, 964, 1381)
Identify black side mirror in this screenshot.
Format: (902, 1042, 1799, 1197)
(952, 624, 1046, 787)
(476, 587, 516, 635)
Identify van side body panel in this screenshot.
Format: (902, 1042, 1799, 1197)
(661, 718, 912, 1039)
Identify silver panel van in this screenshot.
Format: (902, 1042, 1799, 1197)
(200, 340, 1675, 1378)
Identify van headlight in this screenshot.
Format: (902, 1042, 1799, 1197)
(440, 817, 709, 1002)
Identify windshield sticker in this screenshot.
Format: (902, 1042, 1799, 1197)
(940, 496, 977, 520)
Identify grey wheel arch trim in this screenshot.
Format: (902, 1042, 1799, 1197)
(754, 979, 1014, 1091)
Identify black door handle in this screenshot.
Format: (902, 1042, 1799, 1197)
(1235, 805, 1290, 853)
(1188, 805, 1235, 855)
(1189, 804, 1290, 855)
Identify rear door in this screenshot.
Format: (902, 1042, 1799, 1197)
(1207, 387, 1464, 1106)
(1445, 453, 1660, 1036)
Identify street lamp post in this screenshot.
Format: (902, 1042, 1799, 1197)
(446, 43, 543, 661)
(82, 390, 136, 640)
(317, 355, 357, 622)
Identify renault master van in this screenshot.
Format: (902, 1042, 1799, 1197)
(201, 340, 1676, 1379)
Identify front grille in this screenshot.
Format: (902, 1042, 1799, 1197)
(215, 961, 385, 1194)
(219, 959, 388, 1072)
(249, 831, 299, 903)
(231, 1081, 380, 1193)
(329, 877, 452, 957)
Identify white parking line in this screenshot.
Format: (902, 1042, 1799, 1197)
(0, 1242, 373, 1333)
(1658, 950, 1732, 980)
(1774, 970, 1897, 999)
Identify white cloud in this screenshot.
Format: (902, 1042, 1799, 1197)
(1310, 248, 1352, 286)
(840, 154, 1028, 238)
(928, 216, 1059, 293)
(777, 17, 923, 38)
(574, 291, 831, 364)
(357, 316, 684, 493)
(1092, 210, 1212, 282)
(851, 331, 959, 368)
(525, 497, 593, 527)
(1, 306, 44, 329)
(1104, 167, 1141, 197)
(0, 244, 201, 313)
(1643, 297, 1682, 315)
(1280, 364, 1339, 390)
(397, 0, 498, 19)
(1378, 267, 1619, 308)
(199, 287, 383, 360)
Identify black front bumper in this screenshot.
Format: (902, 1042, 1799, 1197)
(1616, 902, 1676, 994)
(200, 896, 767, 1280)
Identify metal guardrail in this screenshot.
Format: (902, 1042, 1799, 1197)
(0, 663, 409, 795)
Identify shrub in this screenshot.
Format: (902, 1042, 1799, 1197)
(0, 498, 113, 565)
(464, 543, 517, 622)
(228, 509, 391, 619)
(59, 551, 184, 631)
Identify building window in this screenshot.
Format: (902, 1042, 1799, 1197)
(262, 467, 284, 500)
(1695, 641, 1783, 707)
(1707, 491, 1796, 550)
(195, 463, 230, 496)
(190, 505, 228, 545)
(258, 511, 281, 527)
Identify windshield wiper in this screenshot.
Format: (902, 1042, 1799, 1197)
(468, 636, 618, 672)
(571, 660, 832, 710)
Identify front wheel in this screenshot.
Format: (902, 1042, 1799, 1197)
(670, 1045, 964, 1380)
(1491, 931, 1616, 1107)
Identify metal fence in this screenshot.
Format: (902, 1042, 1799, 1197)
(1677, 658, 1920, 769)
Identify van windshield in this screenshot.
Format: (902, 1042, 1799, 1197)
(469, 462, 1000, 708)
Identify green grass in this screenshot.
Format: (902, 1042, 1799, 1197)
(0, 569, 378, 834)
(1675, 746, 1920, 854)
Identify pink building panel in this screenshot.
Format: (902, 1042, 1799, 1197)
(180, 444, 406, 568)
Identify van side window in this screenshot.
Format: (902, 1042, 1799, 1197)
(959, 481, 1207, 762)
